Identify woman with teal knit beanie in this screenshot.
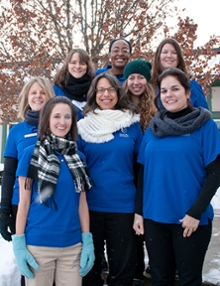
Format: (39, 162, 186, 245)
(124, 59, 157, 286)
(124, 58, 157, 132)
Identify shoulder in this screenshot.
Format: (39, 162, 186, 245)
(142, 126, 154, 141)
(202, 118, 218, 130)
(189, 81, 209, 109)
(124, 121, 142, 136)
(95, 66, 111, 76)
(116, 75, 125, 85)
(130, 120, 142, 131)
(22, 144, 36, 157)
(190, 80, 205, 95)
(9, 121, 25, 131)
(53, 85, 65, 96)
(16, 144, 35, 176)
(8, 121, 33, 137)
(77, 150, 86, 163)
(190, 80, 201, 89)
(18, 144, 35, 167)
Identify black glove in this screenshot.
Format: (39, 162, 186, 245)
(0, 204, 15, 241)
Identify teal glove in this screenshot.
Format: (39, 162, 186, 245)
(79, 232, 95, 277)
(12, 234, 39, 279)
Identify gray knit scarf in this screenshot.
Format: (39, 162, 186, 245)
(149, 108, 211, 138)
(27, 133, 92, 210)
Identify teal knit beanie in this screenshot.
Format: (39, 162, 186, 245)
(124, 59, 152, 82)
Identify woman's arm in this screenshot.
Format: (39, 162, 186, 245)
(186, 154, 220, 219)
(135, 164, 144, 215)
(16, 177, 32, 235)
(133, 165, 144, 235)
(79, 190, 90, 233)
(1, 157, 18, 204)
(180, 154, 220, 237)
(0, 157, 18, 241)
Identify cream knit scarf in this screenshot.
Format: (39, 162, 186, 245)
(77, 109, 140, 143)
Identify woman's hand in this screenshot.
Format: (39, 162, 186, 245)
(133, 213, 144, 235)
(179, 214, 200, 238)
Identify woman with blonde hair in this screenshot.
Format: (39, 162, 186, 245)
(0, 77, 54, 286)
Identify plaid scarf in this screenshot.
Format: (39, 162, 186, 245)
(27, 133, 91, 210)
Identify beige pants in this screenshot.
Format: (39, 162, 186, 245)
(26, 243, 82, 286)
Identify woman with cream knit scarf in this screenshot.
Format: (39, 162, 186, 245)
(78, 72, 143, 286)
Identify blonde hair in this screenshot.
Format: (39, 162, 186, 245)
(124, 81, 157, 132)
(18, 77, 55, 120)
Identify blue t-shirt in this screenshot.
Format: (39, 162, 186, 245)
(53, 85, 85, 120)
(95, 65, 125, 85)
(16, 144, 83, 247)
(138, 119, 220, 225)
(4, 121, 38, 205)
(78, 122, 143, 213)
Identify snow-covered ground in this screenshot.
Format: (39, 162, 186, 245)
(0, 188, 220, 286)
(211, 189, 220, 210)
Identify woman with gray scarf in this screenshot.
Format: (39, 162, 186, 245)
(134, 68, 220, 286)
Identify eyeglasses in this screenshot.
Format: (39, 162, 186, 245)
(111, 49, 130, 54)
(96, 87, 117, 94)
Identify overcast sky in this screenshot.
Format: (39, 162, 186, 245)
(178, 0, 219, 47)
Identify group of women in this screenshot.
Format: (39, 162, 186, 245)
(0, 37, 219, 286)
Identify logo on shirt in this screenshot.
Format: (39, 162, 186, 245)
(24, 132, 38, 138)
(119, 128, 129, 138)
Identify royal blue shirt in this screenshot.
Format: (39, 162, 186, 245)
(16, 145, 84, 247)
(190, 80, 209, 109)
(95, 65, 125, 85)
(4, 121, 38, 205)
(138, 119, 220, 225)
(78, 122, 143, 213)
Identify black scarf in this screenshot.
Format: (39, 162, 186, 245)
(61, 73, 91, 102)
(27, 133, 92, 210)
(149, 107, 211, 138)
(25, 110, 40, 127)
